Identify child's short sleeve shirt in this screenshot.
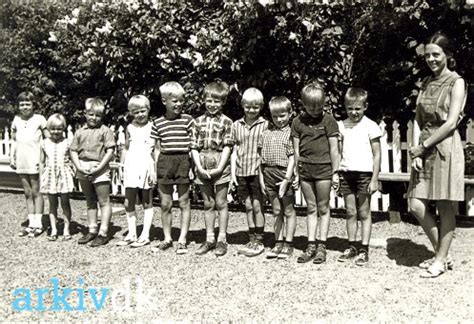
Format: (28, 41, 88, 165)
(70, 124, 115, 162)
(291, 112, 338, 164)
(191, 112, 234, 151)
(259, 125, 294, 168)
(338, 116, 382, 172)
(150, 114, 194, 153)
(233, 116, 269, 177)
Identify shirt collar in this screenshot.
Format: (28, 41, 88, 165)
(238, 116, 266, 127)
(205, 110, 222, 118)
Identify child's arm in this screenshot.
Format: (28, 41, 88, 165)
(369, 138, 381, 194)
(39, 144, 45, 176)
(292, 137, 300, 189)
(191, 149, 210, 180)
(119, 128, 130, 181)
(230, 145, 238, 187)
(257, 146, 265, 195)
(70, 150, 86, 174)
(9, 126, 16, 169)
(153, 139, 161, 180)
(90, 148, 114, 175)
(279, 154, 295, 198)
(328, 135, 340, 190)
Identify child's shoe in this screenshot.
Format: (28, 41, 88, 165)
(18, 227, 34, 237)
(78, 232, 97, 245)
(297, 244, 317, 263)
(116, 235, 137, 246)
(28, 228, 43, 238)
(338, 246, 358, 262)
(195, 241, 216, 255)
(313, 243, 327, 264)
(90, 234, 108, 247)
(277, 243, 293, 259)
(176, 242, 188, 255)
(266, 242, 284, 259)
(130, 237, 150, 248)
(215, 241, 228, 257)
(152, 240, 173, 252)
(245, 241, 264, 257)
(354, 250, 369, 266)
(237, 241, 254, 255)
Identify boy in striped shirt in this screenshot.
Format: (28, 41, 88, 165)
(231, 87, 269, 257)
(150, 82, 194, 254)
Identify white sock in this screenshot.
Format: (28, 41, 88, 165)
(32, 214, 43, 228)
(126, 211, 137, 238)
(140, 208, 154, 240)
(27, 214, 34, 228)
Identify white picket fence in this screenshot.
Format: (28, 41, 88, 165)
(1, 119, 473, 215)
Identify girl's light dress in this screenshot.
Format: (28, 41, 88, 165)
(12, 114, 46, 174)
(40, 138, 75, 194)
(123, 122, 154, 189)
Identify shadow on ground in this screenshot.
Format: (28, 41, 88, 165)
(386, 237, 433, 267)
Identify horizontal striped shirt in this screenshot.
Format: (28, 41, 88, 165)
(191, 112, 234, 151)
(233, 116, 268, 176)
(150, 114, 194, 153)
(259, 125, 294, 168)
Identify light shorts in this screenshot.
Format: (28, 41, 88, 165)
(76, 160, 110, 184)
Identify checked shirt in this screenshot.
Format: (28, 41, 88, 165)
(190, 112, 234, 151)
(259, 125, 294, 168)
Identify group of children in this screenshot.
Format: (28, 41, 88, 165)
(10, 81, 381, 265)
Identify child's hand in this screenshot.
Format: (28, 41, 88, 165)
(148, 166, 156, 185)
(196, 167, 211, 180)
(367, 180, 378, 195)
(412, 157, 423, 172)
(188, 168, 195, 180)
(278, 179, 289, 198)
(208, 168, 223, 179)
(331, 173, 340, 191)
(231, 175, 239, 188)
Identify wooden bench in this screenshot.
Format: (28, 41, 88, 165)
(378, 172, 474, 222)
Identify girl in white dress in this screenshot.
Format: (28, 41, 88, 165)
(117, 95, 157, 247)
(10, 91, 48, 237)
(40, 114, 75, 241)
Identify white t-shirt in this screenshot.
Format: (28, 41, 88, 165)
(338, 116, 382, 172)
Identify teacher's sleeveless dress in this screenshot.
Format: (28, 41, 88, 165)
(408, 71, 465, 201)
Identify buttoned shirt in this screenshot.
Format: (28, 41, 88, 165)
(259, 125, 294, 168)
(190, 112, 234, 151)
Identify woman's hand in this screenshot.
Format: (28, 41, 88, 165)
(409, 145, 426, 159)
(411, 157, 423, 172)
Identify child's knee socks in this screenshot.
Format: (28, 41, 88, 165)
(126, 211, 137, 238)
(141, 208, 154, 239)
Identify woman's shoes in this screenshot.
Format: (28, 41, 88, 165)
(419, 257, 454, 270)
(420, 261, 446, 278)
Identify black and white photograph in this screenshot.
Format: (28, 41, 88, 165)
(0, 0, 473, 322)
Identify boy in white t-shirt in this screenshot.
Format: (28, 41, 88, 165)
(337, 87, 382, 266)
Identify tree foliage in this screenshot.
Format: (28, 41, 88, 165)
(0, 0, 472, 125)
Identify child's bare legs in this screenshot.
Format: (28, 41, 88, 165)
(95, 182, 112, 236)
(78, 179, 99, 241)
(158, 184, 174, 243)
(139, 189, 154, 241)
(357, 194, 372, 246)
(282, 195, 296, 243)
(409, 198, 439, 252)
(315, 180, 331, 241)
(199, 184, 217, 243)
(269, 194, 284, 242)
(343, 193, 358, 242)
(300, 180, 318, 242)
(60, 193, 72, 237)
(176, 184, 191, 244)
(123, 188, 138, 240)
(215, 183, 229, 242)
(19, 174, 44, 230)
(434, 201, 456, 264)
(48, 194, 59, 236)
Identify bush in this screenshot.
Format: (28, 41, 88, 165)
(0, 0, 472, 125)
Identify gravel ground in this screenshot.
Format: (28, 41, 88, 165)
(0, 191, 473, 322)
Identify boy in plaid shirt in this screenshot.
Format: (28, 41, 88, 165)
(191, 80, 234, 256)
(258, 96, 296, 259)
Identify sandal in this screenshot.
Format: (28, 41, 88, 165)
(420, 261, 446, 278)
(28, 228, 44, 238)
(48, 234, 58, 241)
(419, 257, 454, 270)
(18, 227, 34, 237)
(130, 237, 150, 248)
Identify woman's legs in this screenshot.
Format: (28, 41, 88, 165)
(435, 200, 457, 263)
(408, 197, 439, 252)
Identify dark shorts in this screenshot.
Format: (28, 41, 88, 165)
(299, 162, 332, 182)
(156, 152, 190, 185)
(237, 176, 262, 200)
(339, 171, 373, 196)
(262, 166, 294, 197)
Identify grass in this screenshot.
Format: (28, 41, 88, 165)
(0, 190, 473, 322)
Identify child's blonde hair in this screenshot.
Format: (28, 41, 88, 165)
(344, 87, 368, 106)
(204, 80, 230, 101)
(128, 95, 150, 111)
(269, 96, 292, 113)
(159, 82, 185, 99)
(46, 113, 67, 130)
(241, 87, 264, 106)
(17, 91, 36, 104)
(85, 97, 105, 113)
(301, 81, 325, 104)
